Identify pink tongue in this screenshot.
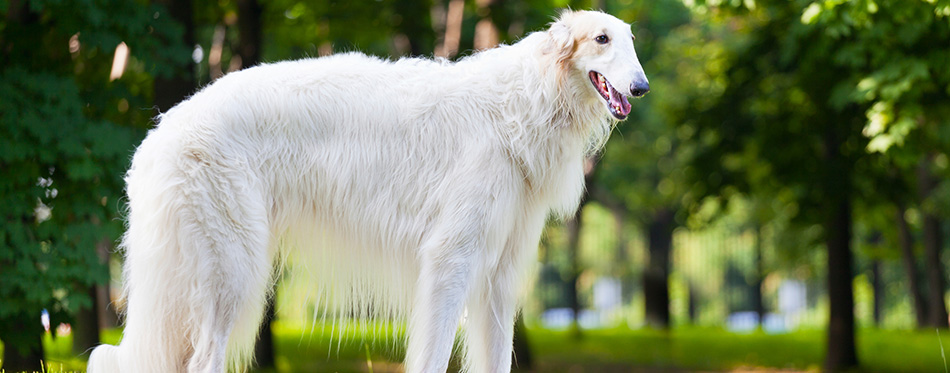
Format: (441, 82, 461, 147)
(609, 87, 632, 116)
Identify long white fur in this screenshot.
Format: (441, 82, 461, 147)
(87, 10, 647, 373)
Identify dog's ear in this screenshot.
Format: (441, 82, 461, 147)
(545, 18, 575, 67)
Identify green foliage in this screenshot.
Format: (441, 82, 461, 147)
(596, 0, 696, 220)
(663, 0, 950, 249)
(802, 0, 950, 223)
(660, 0, 950, 349)
(261, 0, 435, 59)
(803, 0, 950, 156)
(0, 0, 183, 355)
(0, 68, 118, 349)
(256, 0, 564, 63)
(651, 0, 861, 245)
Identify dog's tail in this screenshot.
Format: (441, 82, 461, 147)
(88, 124, 273, 372)
(87, 128, 199, 372)
(87, 344, 122, 373)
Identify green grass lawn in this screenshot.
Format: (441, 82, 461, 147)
(3, 323, 948, 372)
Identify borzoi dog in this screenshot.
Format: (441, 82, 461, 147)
(88, 10, 648, 373)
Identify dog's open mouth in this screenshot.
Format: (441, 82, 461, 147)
(589, 71, 632, 120)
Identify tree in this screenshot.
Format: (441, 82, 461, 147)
(803, 0, 950, 330)
(150, 15, 203, 373)
(0, 1, 186, 370)
(668, 1, 864, 369)
(594, 0, 693, 329)
(918, 155, 948, 328)
(671, 0, 950, 369)
(896, 202, 928, 326)
(236, 0, 263, 66)
(564, 158, 597, 335)
(154, 0, 196, 112)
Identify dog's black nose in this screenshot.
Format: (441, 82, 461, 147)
(630, 81, 650, 98)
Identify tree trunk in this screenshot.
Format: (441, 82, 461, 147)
(752, 224, 765, 327)
(473, 0, 499, 51)
(75, 237, 116, 354)
(870, 259, 883, 326)
(0, 313, 45, 372)
(918, 156, 949, 328)
(896, 203, 928, 327)
(565, 201, 586, 336)
(96, 282, 118, 328)
(644, 208, 673, 329)
(922, 213, 948, 328)
(253, 295, 276, 369)
(208, 24, 227, 80)
(435, 0, 464, 58)
(72, 285, 100, 355)
(591, 186, 636, 302)
(236, 0, 262, 67)
(153, 0, 195, 113)
(96, 239, 119, 328)
(510, 313, 532, 371)
(687, 285, 698, 324)
(824, 196, 857, 371)
(820, 117, 858, 372)
(611, 205, 627, 272)
(563, 157, 600, 336)
(822, 122, 857, 371)
(393, 0, 433, 56)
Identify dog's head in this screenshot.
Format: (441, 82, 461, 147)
(545, 10, 649, 120)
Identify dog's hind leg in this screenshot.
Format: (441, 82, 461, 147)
(95, 145, 275, 373)
(184, 230, 273, 373)
(181, 164, 274, 373)
(185, 233, 273, 373)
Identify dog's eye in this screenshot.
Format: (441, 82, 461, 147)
(595, 34, 609, 44)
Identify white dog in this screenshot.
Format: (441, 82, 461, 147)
(88, 10, 648, 373)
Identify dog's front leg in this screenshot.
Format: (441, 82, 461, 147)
(404, 234, 479, 373)
(463, 264, 519, 373)
(463, 214, 546, 373)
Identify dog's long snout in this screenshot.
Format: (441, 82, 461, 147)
(630, 80, 650, 98)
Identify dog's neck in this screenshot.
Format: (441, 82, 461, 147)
(520, 69, 611, 217)
(459, 32, 614, 216)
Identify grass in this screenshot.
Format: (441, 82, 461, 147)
(2, 324, 948, 372)
(529, 327, 950, 372)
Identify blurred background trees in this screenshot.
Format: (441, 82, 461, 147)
(1, 0, 948, 372)
(0, 0, 186, 370)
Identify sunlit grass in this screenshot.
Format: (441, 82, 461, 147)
(527, 327, 950, 373)
(939, 329, 949, 373)
(0, 360, 80, 373)
(3, 323, 949, 372)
